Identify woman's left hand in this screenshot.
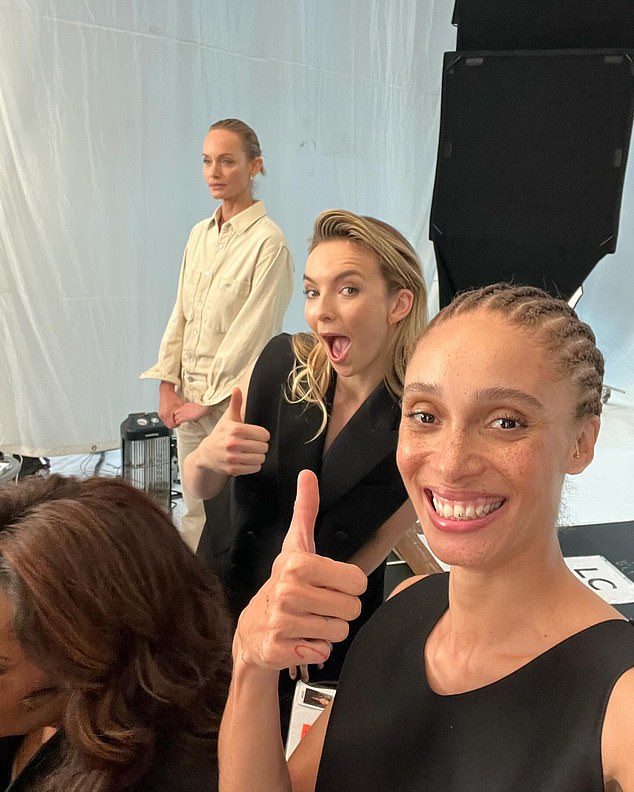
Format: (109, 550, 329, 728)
(173, 402, 212, 425)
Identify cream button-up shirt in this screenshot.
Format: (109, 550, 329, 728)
(141, 201, 294, 406)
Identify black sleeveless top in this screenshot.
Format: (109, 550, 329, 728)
(317, 573, 634, 792)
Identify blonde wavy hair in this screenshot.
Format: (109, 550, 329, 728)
(288, 209, 427, 435)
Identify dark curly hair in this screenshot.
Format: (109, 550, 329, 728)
(0, 475, 232, 792)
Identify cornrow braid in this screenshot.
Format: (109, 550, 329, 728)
(426, 283, 605, 418)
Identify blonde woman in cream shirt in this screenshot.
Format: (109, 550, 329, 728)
(142, 119, 293, 550)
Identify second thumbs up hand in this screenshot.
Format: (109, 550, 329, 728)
(198, 386, 271, 477)
(235, 470, 368, 673)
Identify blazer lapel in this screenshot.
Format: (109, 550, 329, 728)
(318, 384, 400, 511)
(276, 397, 326, 527)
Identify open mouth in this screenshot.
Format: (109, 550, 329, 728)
(323, 335, 351, 363)
(429, 490, 505, 521)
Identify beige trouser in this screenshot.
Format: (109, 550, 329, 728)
(176, 373, 229, 551)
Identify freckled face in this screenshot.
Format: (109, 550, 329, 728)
(397, 309, 583, 570)
(0, 592, 64, 736)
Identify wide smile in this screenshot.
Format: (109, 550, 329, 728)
(424, 488, 506, 532)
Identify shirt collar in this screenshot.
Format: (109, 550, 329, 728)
(209, 200, 266, 234)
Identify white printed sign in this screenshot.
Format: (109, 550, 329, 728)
(285, 681, 336, 759)
(564, 555, 634, 605)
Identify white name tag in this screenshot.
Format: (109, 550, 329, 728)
(564, 555, 634, 605)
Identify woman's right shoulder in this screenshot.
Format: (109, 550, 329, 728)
(248, 333, 297, 394)
(258, 332, 295, 361)
(250, 333, 320, 403)
(258, 332, 316, 364)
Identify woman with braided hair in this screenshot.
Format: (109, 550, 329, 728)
(219, 283, 634, 792)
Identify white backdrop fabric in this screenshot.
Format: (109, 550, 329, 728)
(0, 0, 632, 455)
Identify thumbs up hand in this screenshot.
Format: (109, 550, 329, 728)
(235, 470, 368, 673)
(226, 386, 245, 423)
(194, 387, 271, 478)
(281, 468, 318, 555)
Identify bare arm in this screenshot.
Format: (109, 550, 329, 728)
(218, 471, 367, 792)
(220, 640, 333, 792)
(348, 499, 418, 575)
(140, 243, 189, 388)
(602, 666, 634, 792)
(287, 703, 333, 792)
(219, 646, 291, 792)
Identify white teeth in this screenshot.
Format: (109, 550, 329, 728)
(432, 495, 503, 521)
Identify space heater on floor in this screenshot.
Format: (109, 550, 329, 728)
(121, 412, 172, 512)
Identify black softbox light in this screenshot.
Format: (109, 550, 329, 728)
(453, 0, 634, 51)
(430, 50, 634, 306)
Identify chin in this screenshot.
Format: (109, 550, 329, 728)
(422, 529, 493, 570)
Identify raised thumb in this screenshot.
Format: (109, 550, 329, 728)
(227, 387, 244, 422)
(282, 469, 319, 555)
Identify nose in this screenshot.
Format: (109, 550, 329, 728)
(399, 423, 485, 485)
(435, 427, 485, 482)
(306, 293, 335, 324)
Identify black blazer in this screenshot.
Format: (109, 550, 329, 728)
(199, 334, 408, 649)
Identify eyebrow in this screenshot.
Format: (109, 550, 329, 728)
(303, 269, 364, 283)
(403, 382, 545, 411)
(403, 382, 441, 397)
